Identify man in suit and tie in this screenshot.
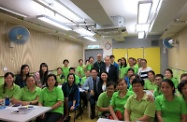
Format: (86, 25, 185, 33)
(103, 56, 118, 83)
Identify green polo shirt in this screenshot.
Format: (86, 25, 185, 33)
(144, 79, 158, 90)
(119, 67, 127, 78)
(126, 65, 138, 74)
(75, 75, 80, 84)
(164, 77, 178, 88)
(14, 86, 41, 102)
(39, 87, 64, 114)
(0, 84, 20, 99)
(125, 92, 155, 121)
(76, 65, 85, 78)
(155, 95, 187, 122)
(110, 90, 133, 115)
(97, 92, 112, 115)
(153, 88, 162, 98)
(62, 66, 69, 81)
(80, 76, 87, 85)
(56, 75, 65, 84)
(86, 64, 93, 71)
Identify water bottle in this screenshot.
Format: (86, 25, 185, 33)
(5, 95, 10, 106)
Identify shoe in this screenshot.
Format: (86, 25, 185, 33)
(90, 114, 95, 119)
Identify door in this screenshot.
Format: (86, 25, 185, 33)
(85, 49, 103, 63)
(144, 47, 160, 74)
(112, 48, 128, 62)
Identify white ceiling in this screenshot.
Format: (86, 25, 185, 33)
(0, 0, 187, 43)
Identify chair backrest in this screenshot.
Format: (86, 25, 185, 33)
(74, 88, 80, 110)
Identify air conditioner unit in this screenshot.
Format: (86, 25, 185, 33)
(93, 16, 128, 41)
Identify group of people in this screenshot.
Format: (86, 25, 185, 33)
(0, 54, 187, 122)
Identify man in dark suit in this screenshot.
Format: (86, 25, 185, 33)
(103, 56, 118, 83)
(93, 53, 105, 77)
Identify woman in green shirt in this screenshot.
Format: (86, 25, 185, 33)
(13, 75, 41, 106)
(164, 69, 178, 88)
(36, 74, 64, 122)
(156, 79, 187, 122)
(144, 70, 157, 90)
(125, 78, 156, 122)
(153, 74, 164, 98)
(109, 78, 133, 120)
(119, 57, 127, 79)
(0, 72, 20, 103)
(84, 56, 94, 71)
(178, 80, 187, 109)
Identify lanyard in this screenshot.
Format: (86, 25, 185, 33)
(97, 61, 102, 73)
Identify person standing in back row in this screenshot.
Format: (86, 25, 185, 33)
(103, 56, 118, 83)
(93, 54, 105, 77)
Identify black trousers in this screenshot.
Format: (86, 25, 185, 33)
(36, 112, 62, 122)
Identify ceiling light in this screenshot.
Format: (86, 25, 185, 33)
(0, 6, 27, 17)
(35, 0, 83, 22)
(138, 2, 152, 23)
(37, 15, 72, 30)
(74, 27, 95, 36)
(84, 37, 97, 42)
(138, 31, 145, 39)
(136, 24, 150, 32)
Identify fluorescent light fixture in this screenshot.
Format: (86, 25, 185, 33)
(37, 15, 72, 30)
(0, 6, 27, 17)
(138, 31, 145, 39)
(74, 27, 95, 36)
(136, 24, 150, 32)
(36, 0, 83, 22)
(84, 37, 97, 42)
(138, 2, 152, 23)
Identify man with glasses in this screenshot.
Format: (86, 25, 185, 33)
(97, 81, 116, 118)
(153, 74, 164, 97)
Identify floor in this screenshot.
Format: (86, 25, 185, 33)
(69, 107, 98, 122)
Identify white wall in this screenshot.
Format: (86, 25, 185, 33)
(83, 38, 112, 61)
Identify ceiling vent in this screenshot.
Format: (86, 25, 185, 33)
(93, 16, 127, 41)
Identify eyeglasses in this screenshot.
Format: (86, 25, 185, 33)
(107, 88, 115, 91)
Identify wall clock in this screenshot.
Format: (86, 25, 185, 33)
(105, 42, 111, 50)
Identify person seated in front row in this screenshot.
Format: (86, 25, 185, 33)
(97, 81, 116, 118)
(109, 78, 133, 121)
(144, 70, 157, 91)
(36, 74, 64, 122)
(153, 74, 164, 98)
(13, 75, 41, 106)
(128, 74, 140, 91)
(62, 73, 78, 112)
(69, 67, 80, 85)
(98, 71, 110, 95)
(124, 78, 156, 122)
(0, 72, 20, 103)
(82, 68, 100, 119)
(155, 79, 187, 122)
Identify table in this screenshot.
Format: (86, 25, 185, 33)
(0, 105, 51, 122)
(97, 118, 124, 122)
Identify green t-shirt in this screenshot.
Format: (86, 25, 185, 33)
(56, 74, 65, 84)
(144, 79, 158, 90)
(97, 92, 112, 115)
(155, 95, 187, 122)
(14, 86, 41, 102)
(62, 66, 70, 81)
(86, 64, 93, 71)
(125, 93, 156, 121)
(39, 87, 64, 114)
(126, 65, 138, 74)
(119, 67, 127, 78)
(75, 75, 80, 84)
(0, 84, 20, 99)
(110, 90, 133, 115)
(153, 88, 162, 98)
(164, 77, 178, 88)
(80, 76, 87, 85)
(134, 64, 139, 69)
(76, 65, 85, 78)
